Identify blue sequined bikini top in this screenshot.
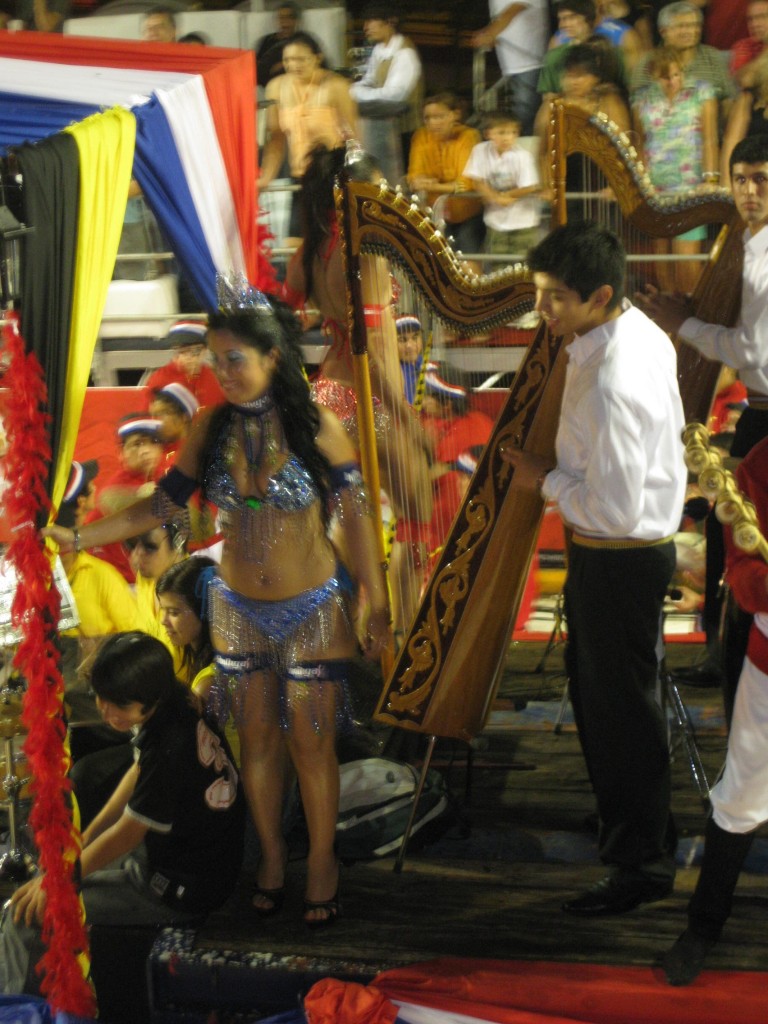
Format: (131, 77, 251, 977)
(204, 418, 318, 514)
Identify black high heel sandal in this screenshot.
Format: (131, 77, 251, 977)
(252, 883, 286, 918)
(303, 892, 341, 929)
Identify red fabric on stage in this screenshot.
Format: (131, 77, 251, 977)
(374, 957, 768, 1024)
(304, 979, 398, 1024)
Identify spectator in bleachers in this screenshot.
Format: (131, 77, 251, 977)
(98, 414, 165, 516)
(633, 43, 719, 293)
(730, 0, 768, 86)
(721, 49, 768, 178)
(391, 362, 494, 633)
(470, 0, 549, 136)
(87, 414, 165, 583)
(259, 31, 358, 241)
(349, 3, 423, 184)
(141, 5, 177, 43)
(703, 0, 749, 51)
(178, 31, 208, 45)
(553, 0, 646, 71)
(463, 110, 542, 263)
(143, 321, 225, 411)
(127, 521, 189, 669)
(538, 1, 629, 100)
(114, 181, 165, 283)
(255, 1, 301, 86)
(406, 92, 485, 258)
(630, 2, 736, 122)
(56, 461, 138, 645)
(599, 0, 655, 50)
(396, 315, 424, 406)
(535, 42, 631, 207)
(11, 0, 69, 31)
(55, 459, 139, 766)
(150, 383, 199, 454)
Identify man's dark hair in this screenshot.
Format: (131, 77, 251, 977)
(361, 2, 398, 24)
(482, 111, 521, 132)
(563, 42, 604, 79)
(142, 4, 176, 25)
(730, 135, 768, 175)
(555, 0, 597, 25)
(527, 222, 625, 310)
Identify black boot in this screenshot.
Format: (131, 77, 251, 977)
(662, 817, 754, 986)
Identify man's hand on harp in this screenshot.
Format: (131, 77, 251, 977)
(634, 283, 696, 336)
(499, 444, 552, 494)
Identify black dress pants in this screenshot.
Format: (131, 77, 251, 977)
(564, 539, 677, 882)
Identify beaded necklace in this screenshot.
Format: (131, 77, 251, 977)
(225, 393, 281, 510)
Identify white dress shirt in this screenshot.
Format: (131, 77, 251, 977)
(542, 301, 687, 539)
(679, 225, 768, 396)
(350, 34, 421, 111)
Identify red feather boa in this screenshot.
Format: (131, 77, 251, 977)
(2, 312, 96, 1017)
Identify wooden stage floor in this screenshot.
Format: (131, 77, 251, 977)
(189, 640, 768, 1002)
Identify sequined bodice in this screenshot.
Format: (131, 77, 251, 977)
(203, 411, 327, 572)
(204, 424, 318, 514)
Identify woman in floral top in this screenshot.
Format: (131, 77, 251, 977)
(632, 44, 719, 293)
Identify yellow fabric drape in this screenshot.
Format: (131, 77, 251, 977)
(50, 107, 136, 513)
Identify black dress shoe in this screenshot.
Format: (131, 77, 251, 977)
(562, 874, 673, 916)
(671, 663, 723, 687)
(661, 929, 717, 985)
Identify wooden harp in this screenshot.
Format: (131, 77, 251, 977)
(335, 176, 566, 742)
(548, 99, 743, 423)
(343, 103, 744, 748)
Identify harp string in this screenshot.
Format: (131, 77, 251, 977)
(561, 151, 716, 295)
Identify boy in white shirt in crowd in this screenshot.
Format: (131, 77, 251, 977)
(463, 111, 542, 263)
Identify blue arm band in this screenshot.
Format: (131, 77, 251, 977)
(157, 466, 199, 507)
(329, 462, 364, 492)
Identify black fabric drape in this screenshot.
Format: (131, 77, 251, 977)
(17, 133, 80, 501)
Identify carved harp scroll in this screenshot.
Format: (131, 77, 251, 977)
(549, 99, 744, 424)
(335, 177, 568, 743)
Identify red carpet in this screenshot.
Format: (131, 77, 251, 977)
(374, 958, 767, 1024)
(512, 630, 705, 645)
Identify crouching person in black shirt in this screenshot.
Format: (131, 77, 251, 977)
(0, 631, 245, 997)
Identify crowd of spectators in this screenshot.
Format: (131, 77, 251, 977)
(251, 0, 767, 261)
(15, 0, 760, 265)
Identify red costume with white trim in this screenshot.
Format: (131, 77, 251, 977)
(716, 435, 768, 831)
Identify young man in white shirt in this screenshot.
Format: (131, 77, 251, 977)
(350, 3, 423, 184)
(637, 134, 768, 701)
(503, 221, 687, 916)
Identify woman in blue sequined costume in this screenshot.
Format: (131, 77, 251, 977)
(44, 300, 389, 929)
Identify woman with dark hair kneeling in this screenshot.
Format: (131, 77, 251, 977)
(43, 293, 389, 928)
(1, 632, 245, 996)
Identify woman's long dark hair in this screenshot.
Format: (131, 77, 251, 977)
(156, 557, 215, 681)
(201, 301, 332, 516)
(300, 144, 381, 302)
